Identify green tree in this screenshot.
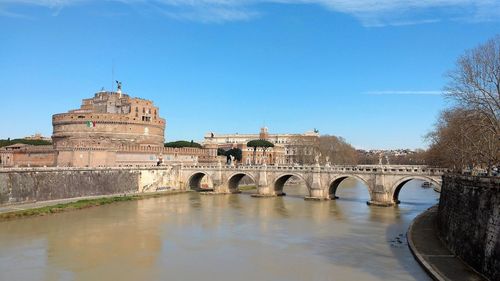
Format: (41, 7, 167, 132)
(164, 140, 202, 148)
(225, 148, 243, 164)
(0, 138, 52, 148)
(247, 139, 274, 165)
(217, 148, 227, 156)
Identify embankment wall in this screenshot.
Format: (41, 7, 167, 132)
(0, 166, 182, 205)
(437, 175, 500, 281)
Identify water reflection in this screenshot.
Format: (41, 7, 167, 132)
(0, 180, 438, 281)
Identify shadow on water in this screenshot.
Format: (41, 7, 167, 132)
(227, 194, 243, 210)
(333, 197, 369, 204)
(397, 200, 439, 207)
(272, 197, 290, 218)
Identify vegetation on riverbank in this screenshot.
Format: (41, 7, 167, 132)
(238, 185, 257, 191)
(0, 138, 52, 148)
(0, 191, 187, 221)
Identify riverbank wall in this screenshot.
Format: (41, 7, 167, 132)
(0, 166, 183, 206)
(437, 175, 500, 281)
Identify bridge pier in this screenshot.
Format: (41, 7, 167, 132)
(364, 173, 394, 206)
(367, 190, 396, 206)
(250, 185, 276, 197)
(366, 183, 396, 207)
(304, 188, 329, 201)
(251, 164, 276, 197)
(213, 184, 231, 194)
(304, 163, 329, 200)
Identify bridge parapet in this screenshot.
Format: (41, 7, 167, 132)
(182, 164, 447, 174)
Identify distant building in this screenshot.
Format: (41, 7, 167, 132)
(205, 127, 320, 165)
(0, 143, 55, 168)
(1, 85, 217, 168)
(24, 133, 51, 142)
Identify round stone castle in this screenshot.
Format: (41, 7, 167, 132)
(52, 88, 166, 150)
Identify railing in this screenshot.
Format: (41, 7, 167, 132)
(0, 164, 449, 175)
(181, 164, 448, 174)
(0, 165, 179, 173)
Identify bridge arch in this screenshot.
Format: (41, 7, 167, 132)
(187, 171, 212, 191)
(227, 172, 257, 193)
(273, 173, 310, 196)
(328, 175, 371, 200)
(391, 176, 441, 204)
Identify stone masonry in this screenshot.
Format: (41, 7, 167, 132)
(437, 175, 500, 281)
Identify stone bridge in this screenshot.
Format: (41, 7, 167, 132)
(180, 163, 446, 206)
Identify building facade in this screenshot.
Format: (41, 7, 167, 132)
(204, 127, 320, 165)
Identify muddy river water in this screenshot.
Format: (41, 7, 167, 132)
(0, 179, 439, 281)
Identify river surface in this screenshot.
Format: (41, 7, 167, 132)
(0, 179, 439, 281)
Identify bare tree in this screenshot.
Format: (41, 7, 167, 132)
(319, 135, 358, 165)
(438, 35, 500, 174)
(445, 35, 500, 136)
(426, 108, 499, 173)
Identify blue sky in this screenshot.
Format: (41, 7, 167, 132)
(1, 1, 499, 149)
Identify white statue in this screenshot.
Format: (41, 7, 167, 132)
(314, 154, 320, 163)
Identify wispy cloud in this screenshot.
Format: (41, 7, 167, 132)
(365, 90, 444, 95)
(1, 0, 499, 26)
(0, 8, 33, 19)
